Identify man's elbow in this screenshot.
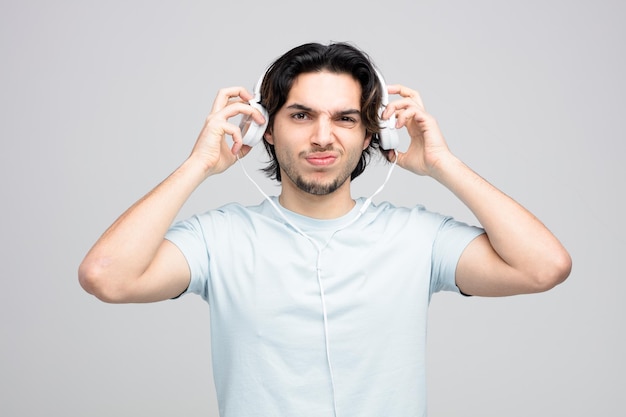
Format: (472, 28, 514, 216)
(78, 259, 130, 304)
(532, 250, 572, 293)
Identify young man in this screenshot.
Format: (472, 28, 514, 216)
(79, 42, 571, 416)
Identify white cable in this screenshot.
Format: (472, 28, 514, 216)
(236, 150, 398, 416)
(360, 150, 398, 214)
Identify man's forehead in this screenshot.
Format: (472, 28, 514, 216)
(285, 71, 362, 111)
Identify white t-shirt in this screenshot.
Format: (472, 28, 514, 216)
(166, 197, 484, 417)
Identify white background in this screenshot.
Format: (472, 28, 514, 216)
(1, 0, 624, 415)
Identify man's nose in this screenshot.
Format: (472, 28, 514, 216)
(311, 117, 334, 148)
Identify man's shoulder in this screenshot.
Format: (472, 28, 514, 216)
(190, 198, 279, 224)
(364, 199, 428, 217)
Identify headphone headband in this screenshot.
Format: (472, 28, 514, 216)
(241, 68, 398, 150)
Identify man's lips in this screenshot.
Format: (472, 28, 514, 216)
(305, 152, 338, 166)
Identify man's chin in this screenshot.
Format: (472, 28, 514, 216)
(295, 178, 343, 196)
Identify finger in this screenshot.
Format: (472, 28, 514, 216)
(219, 113, 256, 156)
(383, 148, 407, 168)
(235, 143, 253, 158)
(210, 86, 254, 113)
(218, 101, 267, 126)
(381, 147, 397, 162)
(230, 127, 244, 155)
(394, 105, 428, 128)
(387, 84, 425, 109)
(212, 120, 245, 156)
(383, 98, 427, 126)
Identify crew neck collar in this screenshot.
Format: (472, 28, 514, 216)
(270, 196, 365, 231)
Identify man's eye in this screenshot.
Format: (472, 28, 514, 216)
(337, 116, 358, 126)
(292, 113, 308, 120)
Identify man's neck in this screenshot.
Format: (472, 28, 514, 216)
(278, 181, 355, 220)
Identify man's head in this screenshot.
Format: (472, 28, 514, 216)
(258, 42, 385, 183)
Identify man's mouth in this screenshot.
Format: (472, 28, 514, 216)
(305, 152, 338, 166)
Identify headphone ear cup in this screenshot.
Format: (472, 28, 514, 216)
(378, 110, 399, 150)
(240, 101, 269, 147)
(375, 69, 399, 150)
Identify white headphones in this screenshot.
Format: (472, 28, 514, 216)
(240, 69, 399, 150)
(239, 75, 269, 147)
(374, 68, 399, 150)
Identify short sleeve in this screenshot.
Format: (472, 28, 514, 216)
(430, 217, 484, 297)
(165, 215, 211, 301)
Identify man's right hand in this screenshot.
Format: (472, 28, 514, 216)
(188, 86, 267, 178)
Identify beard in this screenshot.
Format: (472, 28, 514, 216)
(292, 173, 347, 195)
(278, 146, 361, 196)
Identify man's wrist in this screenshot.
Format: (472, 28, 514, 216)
(428, 153, 466, 184)
(176, 156, 215, 186)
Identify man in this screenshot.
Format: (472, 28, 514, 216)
(79, 42, 571, 416)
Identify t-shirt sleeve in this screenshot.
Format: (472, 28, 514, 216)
(164, 215, 211, 301)
(429, 216, 484, 297)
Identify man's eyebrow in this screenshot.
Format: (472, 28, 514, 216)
(285, 103, 362, 116)
(286, 103, 314, 112)
(336, 109, 362, 117)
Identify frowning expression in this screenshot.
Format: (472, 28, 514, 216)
(264, 71, 371, 196)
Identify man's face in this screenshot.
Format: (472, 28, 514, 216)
(264, 71, 371, 196)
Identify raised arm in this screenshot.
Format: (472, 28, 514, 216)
(78, 87, 266, 303)
(383, 85, 572, 296)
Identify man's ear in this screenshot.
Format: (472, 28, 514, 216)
(264, 128, 274, 145)
(363, 133, 372, 150)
